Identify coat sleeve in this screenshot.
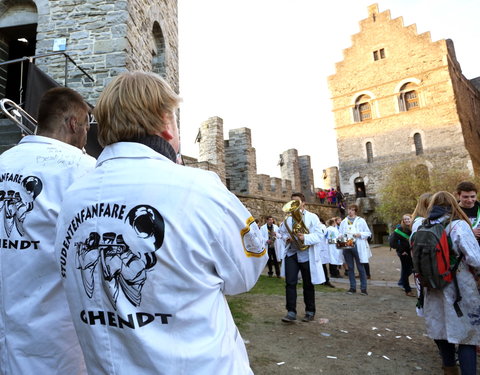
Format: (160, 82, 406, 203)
(450, 220, 480, 272)
(357, 218, 372, 240)
(209, 189, 268, 296)
(338, 219, 346, 235)
(303, 212, 325, 246)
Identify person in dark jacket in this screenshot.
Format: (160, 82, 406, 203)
(390, 214, 415, 296)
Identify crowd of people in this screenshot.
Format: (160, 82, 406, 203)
(258, 200, 373, 324)
(1, 70, 479, 374)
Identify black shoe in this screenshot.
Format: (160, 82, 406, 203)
(302, 313, 315, 322)
(324, 282, 336, 288)
(281, 312, 297, 323)
(346, 288, 356, 295)
(360, 290, 368, 296)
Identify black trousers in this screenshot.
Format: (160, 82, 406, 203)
(267, 247, 280, 276)
(322, 263, 330, 283)
(285, 254, 315, 314)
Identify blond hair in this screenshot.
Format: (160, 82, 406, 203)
(94, 71, 181, 147)
(401, 214, 412, 231)
(412, 192, 433, 219)
(427, 191, 471, 227)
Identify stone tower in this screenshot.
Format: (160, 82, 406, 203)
(280, 149, 301, 193)
(328, 4, 480, 202)
(225, 127, 258, 195)
(197, 116, 226, 183)
(0, 0, 179, 105)
(298, 155, 315, 202)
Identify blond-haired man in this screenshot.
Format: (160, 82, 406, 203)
(55, 72, 267, 375)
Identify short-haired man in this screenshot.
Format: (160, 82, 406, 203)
(0, 87, 95, 373)
(260, 216, 283, 277)
(456, 181, 480, 243)
(339, 204, 372, 295)
(54, 71, 267, 374)
(278, 192, 326, 323)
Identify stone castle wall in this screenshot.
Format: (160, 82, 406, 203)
(237, 194, 339, 227)
(6, 0, 179, 105)
(193, 116, 325, 203)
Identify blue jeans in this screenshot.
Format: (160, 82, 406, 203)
(435, 340, 476, 375)
(284, 254, 315, 314)
(343, 245, 367, 291)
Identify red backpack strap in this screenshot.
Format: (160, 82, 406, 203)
(436, 230, 452, 282)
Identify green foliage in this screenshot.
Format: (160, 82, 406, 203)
(377, 162, 479, 226)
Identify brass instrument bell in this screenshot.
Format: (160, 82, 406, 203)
(282, 200, 310, 251)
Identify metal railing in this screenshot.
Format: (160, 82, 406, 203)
(0, 52, 94, 105)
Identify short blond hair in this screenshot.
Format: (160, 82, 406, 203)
(94, 71, 181, 147)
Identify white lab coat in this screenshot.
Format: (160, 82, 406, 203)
(54, 142, 267, 375)
(339, 216, 372, 263)
(277, 209, 326, 284)
(260, 223, 285, 260)
(326, 226, 344, 265)
(318, 222, 330, 264)
(0, 135, 95, 374)
(413, 218, 480, 345)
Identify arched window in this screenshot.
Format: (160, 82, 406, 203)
(353, 95, 372, 122)
(366, 142, 373, 163)
(151, 22, 166, 77)
(413, 133, 423, 155)
(354, 177, 366, 197)
(398, 82, 419, 111)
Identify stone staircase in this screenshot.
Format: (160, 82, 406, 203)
(0, 117, 23, 153)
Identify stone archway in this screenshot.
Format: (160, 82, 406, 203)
(151, 21, 165, 78)
(0, 0, 37, 103)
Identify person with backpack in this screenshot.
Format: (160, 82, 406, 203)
(389, 214, 415, 297)
(412, 191, 480, 375)
(411, 192, 433, 232)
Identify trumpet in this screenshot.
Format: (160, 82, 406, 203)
(0, 98, 37, 135)
(282, 199, 309, 251)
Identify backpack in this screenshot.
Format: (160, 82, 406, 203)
(411, 220, 464, 316)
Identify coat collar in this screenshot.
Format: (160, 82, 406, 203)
(96, 142, 173, 167)
(19, 135, 83, 153)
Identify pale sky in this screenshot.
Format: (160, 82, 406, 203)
(177, 0, 480, 181)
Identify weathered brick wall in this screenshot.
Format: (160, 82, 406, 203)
(29, 0, 178, 105)
(447, 41, 480, 175)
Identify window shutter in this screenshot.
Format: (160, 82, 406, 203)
(398, 93, 406, 112)
(353, 106, 360, 122)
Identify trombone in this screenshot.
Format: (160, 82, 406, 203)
(0, 98, 37, 135)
